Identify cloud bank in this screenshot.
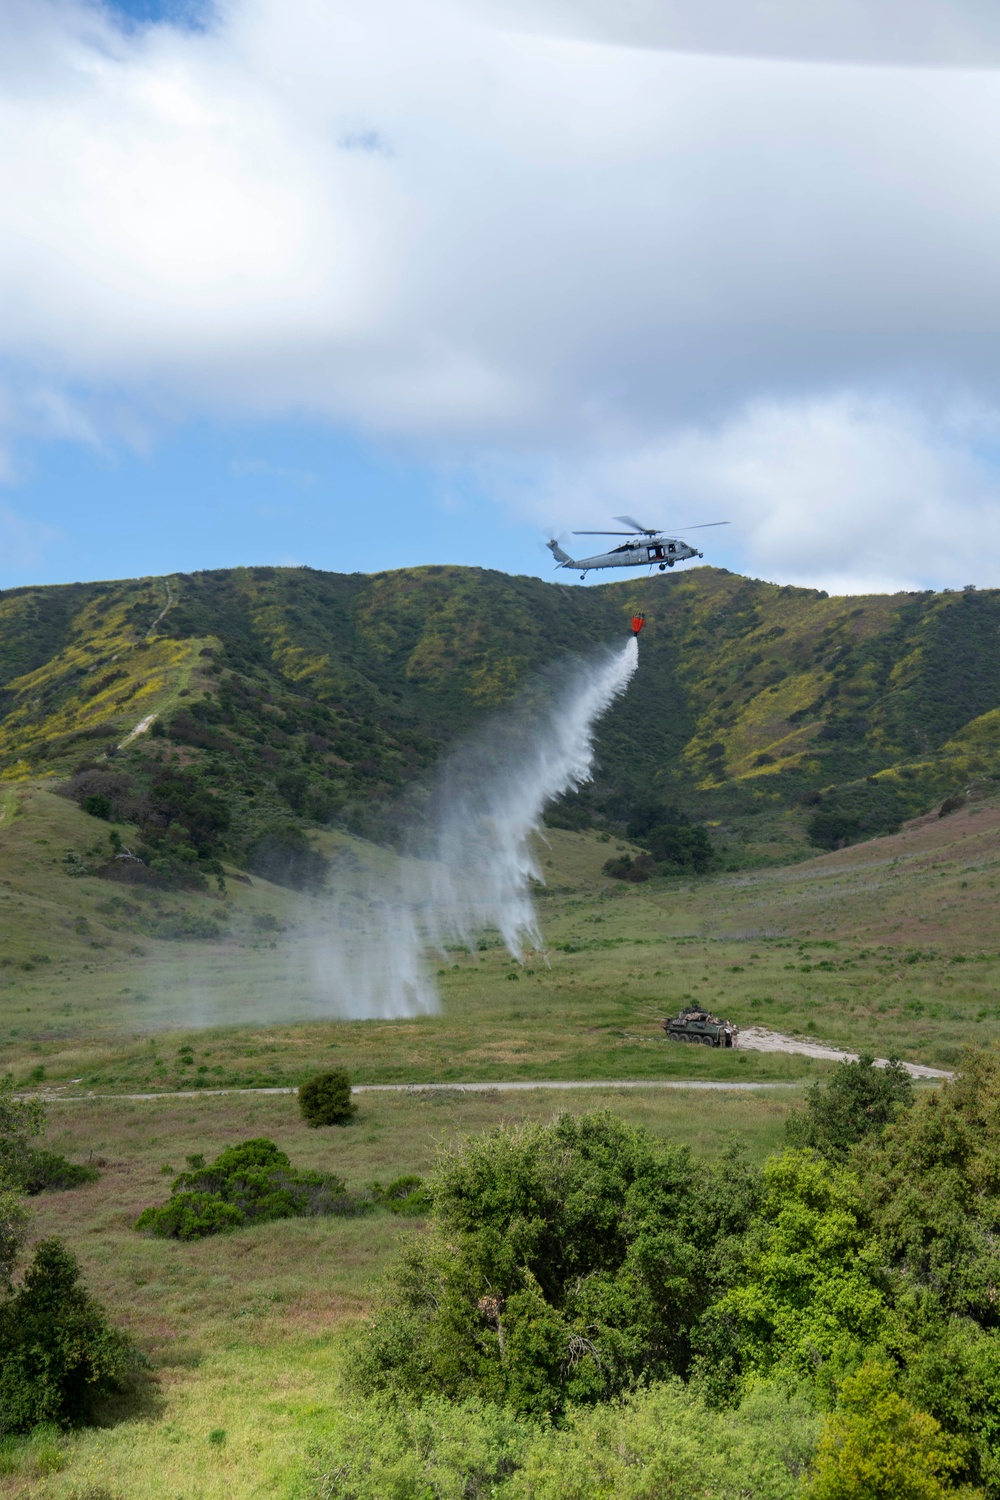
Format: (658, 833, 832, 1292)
(4, 0, 1000, 587)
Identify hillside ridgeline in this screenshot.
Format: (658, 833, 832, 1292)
(1, 564, 997, 874)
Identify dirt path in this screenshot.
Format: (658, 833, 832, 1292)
(117, 712, 157, 750)
(736, 1026, 952, 1080)
(37, 1079, 800, 1102)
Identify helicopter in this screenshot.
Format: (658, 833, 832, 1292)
(547, 515, 728, 580)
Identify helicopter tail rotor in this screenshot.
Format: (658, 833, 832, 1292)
(546, 537, 573, 566)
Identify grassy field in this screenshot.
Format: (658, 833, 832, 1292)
(4, 1084, 796, 1498)
(3, 779, 1000, 1494)
(2, 781, 1000, 1091)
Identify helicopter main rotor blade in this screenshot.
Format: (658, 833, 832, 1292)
(667, 521, 730, 531)
(572, 530, 637, 536)
(613, 514, 658, 534)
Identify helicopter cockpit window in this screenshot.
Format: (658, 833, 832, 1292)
(667, 542, 676, 553)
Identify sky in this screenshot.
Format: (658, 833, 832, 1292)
(4, 1, 1000, 593)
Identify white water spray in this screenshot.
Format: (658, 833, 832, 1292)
(313, 635, 639, 1017)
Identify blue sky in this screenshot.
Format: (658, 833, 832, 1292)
(6, 419, 549, 587)
(5, 0, 1000, 595)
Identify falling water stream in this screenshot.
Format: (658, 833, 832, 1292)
(313, 635, 639, 1017)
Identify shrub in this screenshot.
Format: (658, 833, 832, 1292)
(0, 1240, 135, 1435)
(0, 1079, 98, 1197)
(134, 1137, 356, 1239)
(785, 1054, 913, 1161)
(804, 1364, 968, 1500)
(807, 812, 863, 850)
(81, 794, 112, 821)
(351, 1113, 761, 1416)
(0, 1076, 44, 1189)
(21, 1151, 100, 1196)
(368, 1175, 432, 1215)
(299, 1070, 356, 1127)
(307, 1381, 820, 1500)
(510, 1379, 821, 1500)
(245, 825, 328, 892)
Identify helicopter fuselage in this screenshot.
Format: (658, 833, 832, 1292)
(549, 536, 701, 576)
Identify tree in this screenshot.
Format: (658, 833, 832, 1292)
(807, 813, 863, 851)
(245, 824, 329, 892)
(299, 1070, 356, 1127)
(0, 1240, 135, 1434)
(804, 1364, 970, 1500)
(697, 1150, 897, 1392)
(853, 1049, 1000, 1324)
(786, 1055, 913, 1161)
(352, 1112, 760, 1416)
(0, 1076, 44, 1188)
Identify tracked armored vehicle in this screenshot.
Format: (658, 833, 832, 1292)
(661, 1006, 738, 1048)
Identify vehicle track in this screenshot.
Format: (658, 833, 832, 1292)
(36, 1078, 801, 1102)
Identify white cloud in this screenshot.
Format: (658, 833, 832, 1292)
(518, 394, 1000, 593)
(4, 0, 1000, 584)
(474, 0, 1000, 68)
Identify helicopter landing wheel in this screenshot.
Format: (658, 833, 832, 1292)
(667, 559, 674, 567)
(580, 573, 586, 580)
(658, 563, 666, 571)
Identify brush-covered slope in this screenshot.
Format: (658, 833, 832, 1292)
(0, 564, 998, 865)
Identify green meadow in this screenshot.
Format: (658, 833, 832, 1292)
(3, 777, 1000, 1494)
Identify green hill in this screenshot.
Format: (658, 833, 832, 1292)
(1, 563, 997, 871)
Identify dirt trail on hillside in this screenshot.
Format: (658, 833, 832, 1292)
(737, 1026, 951, 1079)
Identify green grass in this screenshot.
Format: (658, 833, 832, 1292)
(2, 786, 992, 1495)
(3, 1084, 795, 1498)
(4, 788, 1000, 1092)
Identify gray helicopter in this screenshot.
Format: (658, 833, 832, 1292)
(547, 515, 728, 580)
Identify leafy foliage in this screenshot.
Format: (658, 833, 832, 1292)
(246, 824, 329, 892)
(0, 1240, 135, 1435)
(299, 1070, 357, 1127)
(20, 1151, 99, 1196)
(0, 1078, 98, 1199)
(855, 1050, 1000, 1324)
(785, 1054, 914, 1160)
(352, 1112, 761, 1415)
(10, 565, 1000, 874)
(804, 1363, 970, 1500)
(696, 1150, 898, 1395)
(134, 1137, 357, 1239)
(310, 1381, 820, 1500)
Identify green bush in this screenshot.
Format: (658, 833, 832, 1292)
(807, 811, 863, 850)
(0, 1240, 135, 1435)
(299, 1071, 356, 1128)
(134, 1137, 356, 1240)
(367, 1175, 432, 1216)
(351, 1113, 761, 1416)
(307, 1381, 820, 1500)
(785, 1054, 913, 1161)
(853, 1049, 1000, 1324)
(695, 1150, 894, 1396)
(21, 1151, 100, 1196)
(245, 824, 328, 892)
(0, 1077, 95, 1199)
(81, 794, 112, 821)
(804, 1364, 969, 1500)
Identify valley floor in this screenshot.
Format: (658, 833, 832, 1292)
(2, 784, 1000, 1493)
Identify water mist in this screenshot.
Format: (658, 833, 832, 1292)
(312, 634, 639, 1018)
